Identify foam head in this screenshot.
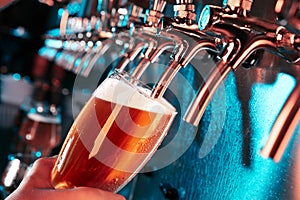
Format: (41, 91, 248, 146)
(93, 76, 176, 115)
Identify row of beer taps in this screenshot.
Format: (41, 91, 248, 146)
(41, 0, 300, 163)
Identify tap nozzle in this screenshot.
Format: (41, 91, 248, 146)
(183, 59, 231, 126)
(261, 82, 300, 162)
(150, 35, 219, 100)
(182, 36, 236, 126)
(131, 35, 178, 79)
(115, 36, 149, 72)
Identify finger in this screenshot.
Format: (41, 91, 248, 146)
(22, 157, 58, 188)
(30, 156, 57, 173)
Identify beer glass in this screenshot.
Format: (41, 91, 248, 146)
(51, 70, 177, 192)
(19, 104, 62, 157)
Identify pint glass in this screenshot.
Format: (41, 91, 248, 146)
(19, 105, 62, 157)
(51, 70, 177, 192)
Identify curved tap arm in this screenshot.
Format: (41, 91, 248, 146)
(131, 0, 213, 80)
(200, 4, 300, 64)
(114, 34, 150, 71)
(199, 2, 300, 162)
(230, 35, 278, 70)
(130, 27, 187, 79)
(164, 24, 220, 66)
(183, 41, 237, 126)
(148, 0, 220, 99)
(131, 33, 179, 79)
(78, 31, 134, 76)
(77, 0, 167, 77)
(79, 38, 115, 76)
(261, 81, 300, 162)
(75, 1, 152, 76)
(151, 38, 219, 99)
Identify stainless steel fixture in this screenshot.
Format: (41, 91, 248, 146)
(0, 0, 299, 199)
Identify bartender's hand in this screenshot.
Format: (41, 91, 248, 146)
(6, 157, 125, 200)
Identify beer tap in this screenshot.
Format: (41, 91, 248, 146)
(261, 0, 300, 162)
(116, 0, 179, 77)
(82, 0, 173, 78)
(68, 0, 128, 69)
(184, 0, 300, 162)
(79, 32, 148, 77)
(42, 0, 131, 75)
(132, 1, 187, 78)
(275, 0, 300, 32)
(100, 0, 162, 73)
(78, 1, 152, 77)
(261, 78, 300, 162)
(149, 0, 226, 100)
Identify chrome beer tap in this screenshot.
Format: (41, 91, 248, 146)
(261, 77, 300, 162)
(51, 0, 134, 75)
(84, 0, 178, 77)
(150, 0, 229, 100)
(275, 0, 300, 32)
(184, 0, 300, 162)
(129, 0, 189, 79)
(107, 0, 164, 73)
(79, 1, 152, 77)
(260, 0, 300, 162)
(69, 0, 130, 73)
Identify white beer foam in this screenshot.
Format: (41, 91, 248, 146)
(93, 77, 176, 114)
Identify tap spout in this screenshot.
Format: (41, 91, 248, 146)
(151, 36, 219, 99)
(183, 32, 293, 127)
(183, 41, 236, 126)
(198, 2, 300, 162)
(114, 33, 151, 71)
(79, 38, 115, 77)
(261, 82, 300, 162)
(131, 29, 182, 79)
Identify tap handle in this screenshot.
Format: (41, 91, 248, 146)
(175, 0, 193, 3)
(276, 27, 300, 64)
(225, 0, 253, 11)
(145, 0, 166, 27)
(151, 0, 167, 12)
(261, 82, 300, 162)
(275, 0, 300, 30)
(173, 0, 196, 24)
(183, 59, 231, 126)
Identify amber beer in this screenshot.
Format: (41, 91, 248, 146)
(19, 112, 62, 156)
(51, 73, 176, 192)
